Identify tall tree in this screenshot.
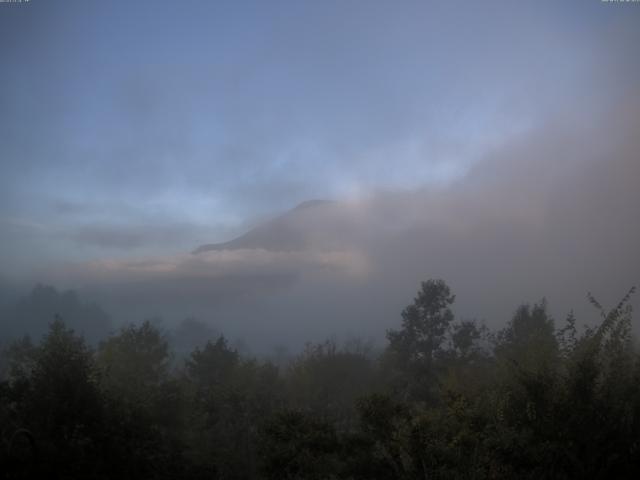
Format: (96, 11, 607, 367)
(385, 279, 456, 401)
(494, 301, 558, 373)
(9, 318, 105, 476)
(97, 320, 170, 402)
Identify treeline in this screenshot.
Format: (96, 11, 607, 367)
(1, 280, 639, 479)
(0, 285, 113, 345)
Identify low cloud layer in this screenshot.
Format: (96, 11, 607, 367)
(36, 85, 639, 350)
(1, 2, 638, 350)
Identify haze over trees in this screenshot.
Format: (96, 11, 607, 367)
(1, 1, 639, 478)
(0, 285, 112, 345)
(1, 279, 638, 479)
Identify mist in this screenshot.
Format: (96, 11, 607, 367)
(7, 49, 637, 350)
(1, 4, 639, 350)
(2, 1, 640, 478)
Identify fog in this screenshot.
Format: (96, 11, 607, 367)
(0, 1, 638, 352)
(7, 75, 637, 351)
(4, 4, 640, 478)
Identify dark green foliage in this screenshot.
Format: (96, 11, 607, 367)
(450, 319, 486, 359)
(387, 279, 456, 369)
(356, 393, 413, 477)
(385, 279, 456, 401)
(183, 336, 282, 479)
(286, 340, 376, 429)
(98, 320, 170, 400)
(96, 321, 185, 478)
(186, 336, 239, 388)
(1, 280, 639, 479)
(2, 318, 105, 478)
(259, 410, 341, 480)
(484, 287, 640, 478)
(494, 300, 559, 373)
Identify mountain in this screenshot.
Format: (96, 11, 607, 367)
(193, 200, 335, 254)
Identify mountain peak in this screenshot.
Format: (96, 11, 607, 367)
(193, 199, 332, 254)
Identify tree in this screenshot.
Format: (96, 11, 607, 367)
(287, 339, 375, 429)
(97, 320, 170, 402)
(385, 279, 456, 401)
(9, 318, 105, 476)
(440, 319, 492, 396)
(185, 336, 239, 389)
(259, 409, 342, 480)
(485, 288, 640, 478)
(96, 321, 183, 478)
(494, 300, 559, 373)
(184, 336, 282, 479)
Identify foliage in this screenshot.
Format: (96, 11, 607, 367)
(286, 339, 376, 429)
(1, 280, 639, 479)
(259, 410, 342, 480)
(1, 318, 105, 477)
(385, 279, 456, 402)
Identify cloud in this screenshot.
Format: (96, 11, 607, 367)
(1, 0, 607, 233)
(33, 70, 640, 350)
(70, 224, 206, 250)
(75, 248, 369, 281)
(1, 2, 639, 350)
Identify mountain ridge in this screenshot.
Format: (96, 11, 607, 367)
(192, 199, 333, 254)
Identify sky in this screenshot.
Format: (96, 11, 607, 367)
(1, 1, 639, 347)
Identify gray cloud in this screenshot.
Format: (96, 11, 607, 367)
(42, 97, 639, 349)
(70, 224, 201, 250)
(0, 0, 612, 229)
(1, 1, 638, 350)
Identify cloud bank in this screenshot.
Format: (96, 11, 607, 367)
(39, 83, 639, 350)
(1, 2, 638, 350)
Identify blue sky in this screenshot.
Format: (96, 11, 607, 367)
(0, 0, 637, 276)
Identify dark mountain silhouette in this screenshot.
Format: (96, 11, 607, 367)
(193, 200, 334, 254)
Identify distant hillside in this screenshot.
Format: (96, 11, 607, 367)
(193, 200, 334, 254)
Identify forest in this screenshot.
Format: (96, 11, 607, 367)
(1, 279, 638, 479)
(2, 0, 639, 478)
